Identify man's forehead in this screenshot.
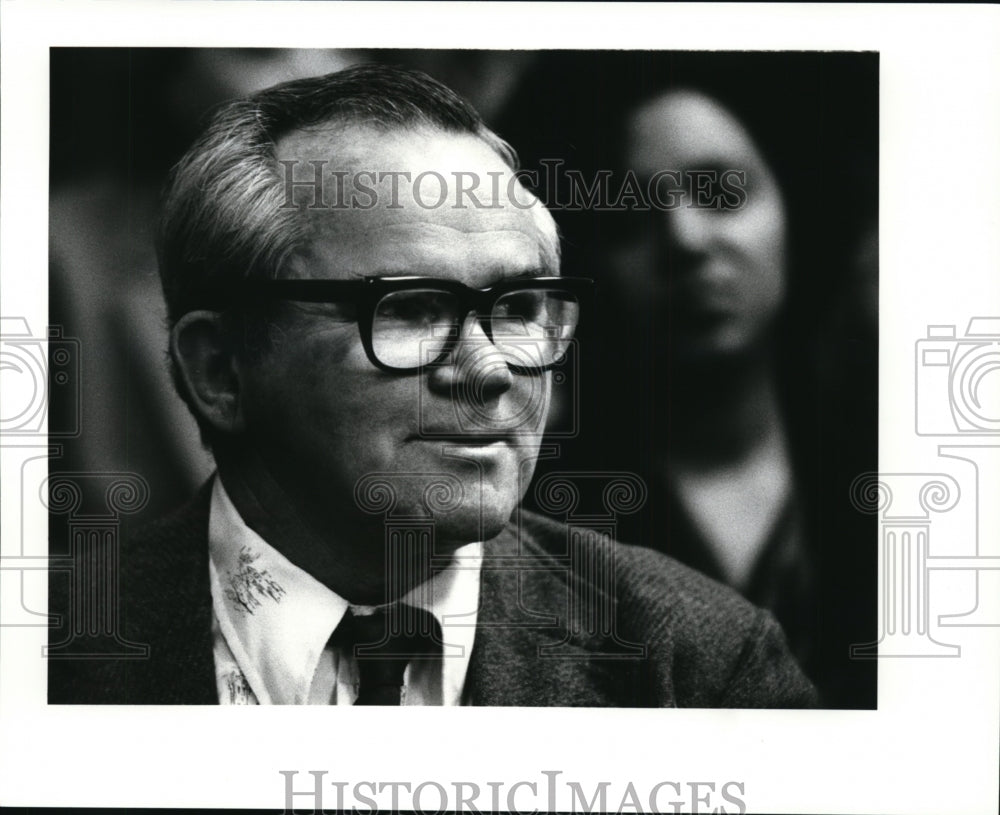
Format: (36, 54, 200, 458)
(277, 122, 525, 208)
(275, 122, 559, 279)
(289, 221, 552, 286)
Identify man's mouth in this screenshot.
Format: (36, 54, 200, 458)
(411, 432, 510, 445)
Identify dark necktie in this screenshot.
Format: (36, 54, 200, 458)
(333, 604, 442, 705)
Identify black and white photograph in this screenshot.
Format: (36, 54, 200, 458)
(1, 3, 998, 814)
(44, 47, 876, 712)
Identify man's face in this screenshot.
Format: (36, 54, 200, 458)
(236, 124, 559, 547)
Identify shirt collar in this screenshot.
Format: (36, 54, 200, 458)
(208, 476, 480, 705)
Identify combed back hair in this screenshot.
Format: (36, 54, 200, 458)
(157, 62, 521, 325)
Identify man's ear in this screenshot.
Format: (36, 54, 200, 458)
(171, 311, 246, 435)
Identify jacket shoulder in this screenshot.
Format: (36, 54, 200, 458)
(48, 482, 218, 705)
(514, 509, 817, 708)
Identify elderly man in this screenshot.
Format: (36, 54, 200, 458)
(51, 64, 815, 706)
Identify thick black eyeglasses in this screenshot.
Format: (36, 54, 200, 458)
(235, 276, 592, 373)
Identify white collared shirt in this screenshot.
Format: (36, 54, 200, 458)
(207, 477, 481, 705)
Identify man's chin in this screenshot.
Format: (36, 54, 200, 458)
(429, 500, 515, 549)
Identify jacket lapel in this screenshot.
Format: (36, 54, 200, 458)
(465, 524, 641, 707)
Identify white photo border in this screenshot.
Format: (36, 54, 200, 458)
(2, 2, 999, 814)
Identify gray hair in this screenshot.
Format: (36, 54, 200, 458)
(158, 63, 524, 324)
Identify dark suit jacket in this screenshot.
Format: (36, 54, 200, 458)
(49, 486, 816, 707)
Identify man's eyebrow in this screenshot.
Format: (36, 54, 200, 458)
(484, 267, 553, 286)
(349, 267, 554, 284)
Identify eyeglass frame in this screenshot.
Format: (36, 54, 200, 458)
(225, 275, 593, 373)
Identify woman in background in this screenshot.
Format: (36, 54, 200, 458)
(500, 52, 878, 707)
(604, 87, 794, 598)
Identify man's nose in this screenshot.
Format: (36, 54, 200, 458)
(426, 312, 514, 403)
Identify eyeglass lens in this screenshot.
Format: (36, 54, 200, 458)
(371, 287, 580, 370)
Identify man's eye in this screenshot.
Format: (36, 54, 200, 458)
(381, 299, 426, 320)
(495, 291, 545, 321)
(376, 291, 452, 323)
(291, 300, 358, 322)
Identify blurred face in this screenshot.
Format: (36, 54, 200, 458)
(606, 90, 787, 361)
(237, 124, 559, 547)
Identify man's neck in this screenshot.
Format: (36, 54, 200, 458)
(214, 444, 436, 606)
